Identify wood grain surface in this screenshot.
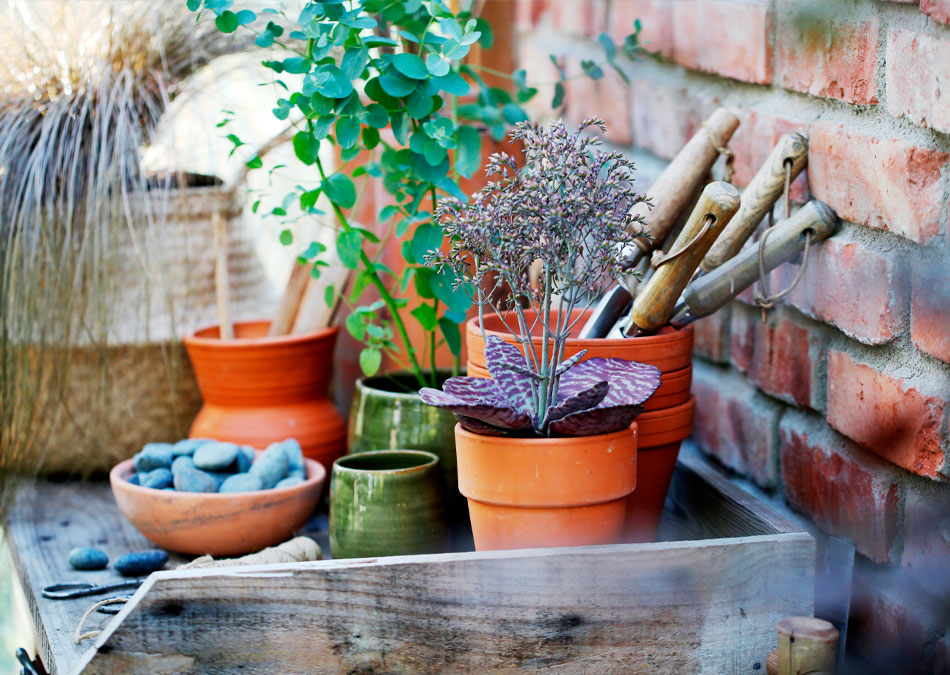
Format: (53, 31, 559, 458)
(8, 454, 815, 675)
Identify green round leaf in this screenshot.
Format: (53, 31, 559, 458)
(363, 103, 389, 129)
(410, 223, 443, 264)
(393, 53, 429, 80)
(454, 126, 482, 179)
(215, 10, 240, 33)
(502, 103, 529, 124)
(379, 72, 417, 97)
(359, 348, 382, 377)
(293, 131, 320, 165)
(407, 90, 435, 119)
(438, 316, 462, 356)
(346, 312, 367, 341)
(235, 9, 256, 25)
(323, 173, 356, 209)
(282, 57, 312, 74)
(362, 126, 380, 149)
(425, 53, 451, 77)
(335, 116, 361, 149)
(279, 229, 293, 246)
(430, 71, 470, 96)
(431, 268, 471, 314)
(341, 48, 370, 80)
(336, 229, 364, 270)
(411, 303, 438, 332)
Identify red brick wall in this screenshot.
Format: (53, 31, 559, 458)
(514, 1, 950, 671)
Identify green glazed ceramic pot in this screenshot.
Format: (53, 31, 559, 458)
(348, 371, 461, 512)
(329, 450, 448, 559)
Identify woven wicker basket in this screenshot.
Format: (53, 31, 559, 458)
(32, 185, 275, 475)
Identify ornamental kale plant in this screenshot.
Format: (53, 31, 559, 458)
(423, 118, 655, 432)
(188, 0, 645, 390)
(420, 336, 660, 437)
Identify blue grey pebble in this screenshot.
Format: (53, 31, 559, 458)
(249, 445, 290, 489)
(281, 439, 305, 473)
(287, 469, 306, 481)
(275, 476, 305, 489)
(172, 438, 213, 456)
(133, 443, 175, 472)
(68, 547, 108, 570)
(209, 471, 232, 491)
(140, 468, 173, 490)
(127, 473, 141, 486)
(193, 442, 240, 471)
(173, 466, 217, 493)
(114, 550, 168, 577)
(219, 473, 264, 493)
(171, 455, 195, 475)
(235, 446, 254, 473)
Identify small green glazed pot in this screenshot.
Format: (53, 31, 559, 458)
(329, 450, 448, 559)
(348, 371, 462, 516)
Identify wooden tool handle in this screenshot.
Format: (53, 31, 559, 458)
(776, 616, 839, 675)
(626, 181, 740, 334)
(626, 108, 740, 262)
(677, 201, 838, 323)
(701, 133, 808, 272)
(212, 212, 234, 340)
(268, 261, 311, 337)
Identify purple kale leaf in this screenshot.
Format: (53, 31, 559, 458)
(419, 377, 533, 433)
(484, 336, 537, 422)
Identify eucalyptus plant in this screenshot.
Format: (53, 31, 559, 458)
(190, 0, 643, 389)
(424, 118, 656, 433)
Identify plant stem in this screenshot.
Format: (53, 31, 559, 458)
(313, 151, 427, 389)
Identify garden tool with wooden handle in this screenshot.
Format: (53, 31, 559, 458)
(623, 181, 740, 336)
(669, 201, 838, 328)
(700, 132, 809, 274)
(578, 109, 738, 339)
(623, 107, 740, 271)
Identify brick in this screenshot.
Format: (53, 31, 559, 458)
(851, 566, 949, 674)
(692, 306, 731, 364)
(550, 0, 606, 37)
(629, 80, 709, 160)
(729, 109, 810, 203)
(609, 0, 674, 59)
(912, 264, 950, 364)
(775, 8, 878, 104)
(692, 362, 781, 488)
(769, 238, 909, 346)
(671, 1, 773, 84)
(886, 30, 950, 135)
(826, 350, 948, 479)
(902, 485, 950, 598)
(731, 310, 822, 409)
(514, 0, 548, 31)
(921, 0, 950, 24)
(808, 120, 948, 245)
(780, 412, 902, 563)
(564, 59, 632, 145)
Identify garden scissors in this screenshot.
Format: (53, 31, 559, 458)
(41, 578, 145, 600)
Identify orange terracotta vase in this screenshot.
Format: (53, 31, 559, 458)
(183, 320, 346, 471)
(623, 396, 696, 543)
(455, 423, 637, 551)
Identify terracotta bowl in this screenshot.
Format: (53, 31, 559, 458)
(109, 455, 326, 556)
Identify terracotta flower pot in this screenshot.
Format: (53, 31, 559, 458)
(466, 309, 694, 375)
(623, 396, 696, 544)
(183, 320, 346, 471)
(455, 423, 637, 551)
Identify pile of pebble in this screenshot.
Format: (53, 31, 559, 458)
(127, 438, 306, 493)
(69, 547, 168, 576)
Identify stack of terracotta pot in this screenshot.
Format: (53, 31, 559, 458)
(466, 308, 695, 544)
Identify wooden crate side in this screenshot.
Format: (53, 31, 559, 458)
(663, 450, 804, 541)
(80, 534, 815, 674)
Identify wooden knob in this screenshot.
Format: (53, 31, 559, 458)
(626, 181, 740, 334)
(776, 616, 838, 675)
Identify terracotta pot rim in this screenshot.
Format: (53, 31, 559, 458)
(466, 314, 694, 347)
(356, 369, 456, 401)
(333, 449, 439, 475)
(637, 396, 696, 422)
(184, 319, 338, 349)
(109, 453, 327, 499)
(454, 422, 637, 446)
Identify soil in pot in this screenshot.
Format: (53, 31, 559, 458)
(455, 423, 638, 551)
(184, 320, 346, 471)
(623, 396, 696, 543)
(347, 370, 465, 521)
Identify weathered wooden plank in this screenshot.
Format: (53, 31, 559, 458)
(4, 481, 167, 675)
(660, 449, 803, 541)
(80, 534, 814, 674)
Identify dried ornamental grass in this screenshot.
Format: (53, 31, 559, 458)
(0, 1, 250, 492)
